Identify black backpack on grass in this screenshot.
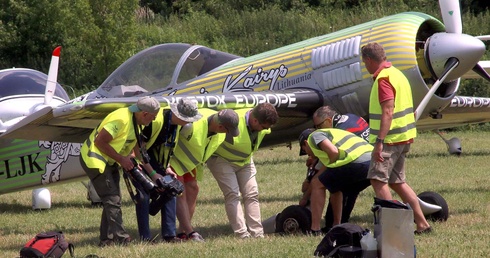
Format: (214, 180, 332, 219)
(314, 223, 366, 257)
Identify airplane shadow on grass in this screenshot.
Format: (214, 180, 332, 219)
(0, 199, 135, 215)
(254, 156, 306, 166)
(408, 149, 490, 158)
(198, 194, 301, 206)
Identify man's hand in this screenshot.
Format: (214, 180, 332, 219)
(150, 172, 164, 183)
(305, 156, 317, 167)
(150, 173, 166, 193)
(299, 196, 308, 207)
(165, 167, 178, 178)
(119, 155, 134, 171)
(373, 142, 384, 162)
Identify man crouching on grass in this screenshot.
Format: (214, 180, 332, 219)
(299, 126, 372, 236)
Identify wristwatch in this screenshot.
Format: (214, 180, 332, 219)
(375, 137, 384, 144)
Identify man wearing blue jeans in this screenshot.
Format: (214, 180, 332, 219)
(133, 98, 202, 242)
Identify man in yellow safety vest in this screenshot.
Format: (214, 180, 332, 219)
(80, 96, 160, 247)
(361, 42, 431, 234)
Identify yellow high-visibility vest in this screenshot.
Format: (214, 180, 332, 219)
(308, 128, 373, 168)
(369, 66, 417, 144)
(81, 108, 137, 173)
(145, 107, 180, 167)
(170, 108, 225, 180)
(213, 108, 270, 166)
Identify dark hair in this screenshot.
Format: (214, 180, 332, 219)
(252, 103, 279, 125)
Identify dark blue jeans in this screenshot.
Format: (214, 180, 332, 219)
(135, 190, 177, 240)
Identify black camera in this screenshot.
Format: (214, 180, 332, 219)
(125, 158, 156, 194)
(149, 175, 184, 216)
(124, 158, 185, 216)
(158, 175, 184, 196)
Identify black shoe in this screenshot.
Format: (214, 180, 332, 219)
(414, 226, 432, 235)
(176, 232, 188, 241)
(321, 227, 331, 234)
(98, 240, 114, 247)
(163, 236, 184, 243)
(307, 229, 323, 236)
(119, 236, 132, 246)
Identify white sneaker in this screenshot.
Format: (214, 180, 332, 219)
(237, 232, 251, 239)
(188, 232, 205, 242)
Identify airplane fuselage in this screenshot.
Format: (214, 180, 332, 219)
(0, 11, 487, 195)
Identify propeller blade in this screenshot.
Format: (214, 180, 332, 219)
(416, 57, 459, 121)
(471, 64, 490, 83)
(439, 0, 462, 34)
(476, 35, 490, 41)
(44, 46, 61, 105)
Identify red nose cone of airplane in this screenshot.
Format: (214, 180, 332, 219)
(425, 33, 485, 82)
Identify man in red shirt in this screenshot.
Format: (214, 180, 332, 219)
(362, 42, 431, 234)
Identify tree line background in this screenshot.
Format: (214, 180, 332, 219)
(0, 0, 488, 96)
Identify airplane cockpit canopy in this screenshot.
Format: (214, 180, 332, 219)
(96, 43, 241, 98)
(0, 69, 69, 101)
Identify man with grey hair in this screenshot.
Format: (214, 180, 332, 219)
(80, 96, 160, 247)
(300, 105, 370, 232)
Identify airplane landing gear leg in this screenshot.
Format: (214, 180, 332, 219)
(434, 130, 462, 156)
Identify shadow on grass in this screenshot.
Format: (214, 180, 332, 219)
(408, 149, 490, 158)
(427, 186, 489, 195)
(198, 223, 233, 238)
(198, 194, 300, 205)
(349, 213, 374, 225)
(0, 199, 135, 215)
(254, 157, 305, 166)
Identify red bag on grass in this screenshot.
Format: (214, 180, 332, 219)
(20, 231, 74, 258)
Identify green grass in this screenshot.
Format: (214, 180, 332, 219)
(2, 131, 490, 257)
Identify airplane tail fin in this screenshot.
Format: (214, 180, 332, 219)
(44, 46, 61, 106)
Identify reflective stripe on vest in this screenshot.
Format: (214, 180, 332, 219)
(213, 108, 270, 166)
(368, 66, 417, 144)
(81, 108, 136, 173)
(170, 108, 225, 180)
(308, 128, 373, 168)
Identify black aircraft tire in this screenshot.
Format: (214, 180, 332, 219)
(418, 191, 449, 222)
(275, 205, 311, 234)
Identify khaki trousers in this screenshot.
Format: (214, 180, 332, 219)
(207, 156, 263, 238)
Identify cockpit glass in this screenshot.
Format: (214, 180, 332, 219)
(176, 48, 240, 84)
(0, 69, 69, 100)
(97, 43, 241, 98)
(98, 43, 192, 97)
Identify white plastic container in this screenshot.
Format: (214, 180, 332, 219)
(32, 188, 51, 210)
(360, 230, 378, 258)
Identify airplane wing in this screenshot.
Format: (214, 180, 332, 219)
(417, 96, 490, 130)
(0, 90, 325, 146)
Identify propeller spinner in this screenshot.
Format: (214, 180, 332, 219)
(424, 33, 486, 82)
(416, 0, 489, 119)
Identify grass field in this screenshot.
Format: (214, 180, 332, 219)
(2, 131, 490, 257)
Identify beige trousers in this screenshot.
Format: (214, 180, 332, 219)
(207, 156, 263, 238)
